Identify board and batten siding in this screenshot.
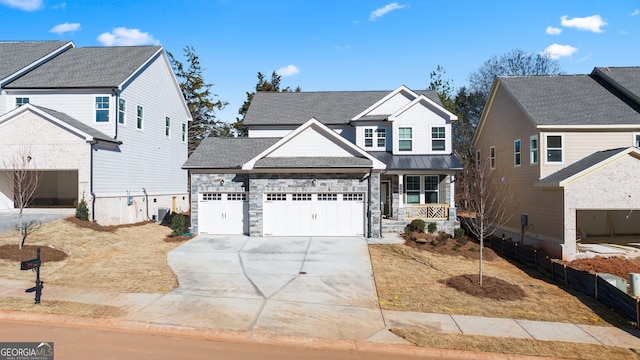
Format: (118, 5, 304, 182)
(92, 53, 188, 198)
(475, 84, 565, 249)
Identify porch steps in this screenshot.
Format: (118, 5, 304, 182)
(381, 219, 409, 234)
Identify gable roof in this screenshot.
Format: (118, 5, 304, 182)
(0, 41, 72, 86)
(242, 118, 385, 170)
(0, 104, 119, 144)
(592, 67, 640, 105)
(243, 89, 442, 126)
(4, 46, 162, 89)
(537, 147, 639, 187)
(498, 74, 640, 127)
(183, 137, 279, 169)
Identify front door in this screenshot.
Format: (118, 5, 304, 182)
(381, 181, 391, 217)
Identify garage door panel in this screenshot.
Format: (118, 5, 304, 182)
(199, 192, 247, 235)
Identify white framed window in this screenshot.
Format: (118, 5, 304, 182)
(432, 126, 446, 151)
(182, 123, 187, 142)
(136, 105, 143, 129)
(165, 117, 171, 137)
(424, 175, 439, 204)
(634, 134, 640, 148)
(15, 97, 29, 108)
(399, 127, 412, 151)
(343, 193, 364, 202)
(530, 135, 538, 164)
(95, 96, 109, 122)
(266, 193, 286, 201)
(292, 193, 312, 201)
(118, 98, 126, 125)
(514, 139, 521, 166)
(490, 146, 495, 169)
(227, 193, 246, 201)
(546, 135, 563, 163)
(377, 128, 386, 147)
(364, 128, 373, 147)
(202, 193, 222, 201)
(317, 193, 338, 201)
(405, 175, 420, 204)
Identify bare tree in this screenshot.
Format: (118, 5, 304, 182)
(2, 147, 41, 249)
(459, 155, 515, 285)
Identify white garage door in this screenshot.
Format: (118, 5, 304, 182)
(198, 192, 248, 235)
(263, 192, 365, 236)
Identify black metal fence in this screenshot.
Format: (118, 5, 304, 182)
(486, 236, 640, 328)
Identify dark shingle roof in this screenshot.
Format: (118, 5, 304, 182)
(593, 67, 640, 104)
(499, 75, 640, 126)
(369, 152, 463, 171)
(0, 41, 71, 82)
(33, 106, 118, 143)
(254, 157, 371, 168)
(5, 46, 161, 88)
(538, 147, 630, 185)
(183, 137, 279, 169)
(244, 89, 442, 126)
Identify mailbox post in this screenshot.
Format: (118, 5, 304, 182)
(20, 248, 43, 304)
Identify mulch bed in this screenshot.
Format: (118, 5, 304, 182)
(403, 233, 498, 261)
(163, 235, 192, 243)
(0, 244, 68, 262)
(564, 256, 640, 280)
(64, 216, 154, 232)
(441, 274, 527, 301)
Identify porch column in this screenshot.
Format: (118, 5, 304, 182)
(397, 173, 404, 221)
(449, 174, 457, 220)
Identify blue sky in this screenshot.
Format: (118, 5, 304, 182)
(2, 0, 639, 124)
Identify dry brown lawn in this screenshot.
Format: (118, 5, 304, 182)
(370, 243, 631, 327)
(0, 217, 185, 293)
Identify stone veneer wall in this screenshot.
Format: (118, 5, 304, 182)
(190, 172, 382, 237)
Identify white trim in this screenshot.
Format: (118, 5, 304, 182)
(389, 95, 458, 122)
(633, 133, 640, 148)
(136, 104, 144, 130)
(514, 139, 521, 167)
(538, 124, 640, 130)
(544, 134, 564, 164)
(530, 135, 538, 165)
(351, 85, 418, 121)
(557, 147, 640, 187)
(0, 103, 96, 142)
(242, 118, 386, 170)
(490, 146, 496, 169)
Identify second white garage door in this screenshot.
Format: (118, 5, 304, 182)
(263, 192, 365, 236)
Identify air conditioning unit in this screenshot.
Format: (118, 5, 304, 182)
(157, 207, 170, 224)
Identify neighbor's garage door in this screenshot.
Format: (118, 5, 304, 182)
(263, 192, 365, 236)
(198, 192, 248, 235)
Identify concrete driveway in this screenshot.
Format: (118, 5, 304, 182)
(127, 236, 394, 341)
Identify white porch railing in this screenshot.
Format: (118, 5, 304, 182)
(404, 204, 449, 221)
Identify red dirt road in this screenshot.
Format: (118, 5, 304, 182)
(0, 319, 463, 360)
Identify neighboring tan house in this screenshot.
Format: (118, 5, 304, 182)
(473, 66, 640, 260)
(0, 41, 191, 225)
(184, 86, 462, 238)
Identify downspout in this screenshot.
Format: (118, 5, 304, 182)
(142, 187, 150, 221)
(367, 169, 372, 238)
(89, 141, 97, 222)
(113, 88, 120, 140)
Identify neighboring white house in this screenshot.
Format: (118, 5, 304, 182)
(0, 41, 191, 225)
(184, 86, 462, 237)
(473, 67, 640, 260)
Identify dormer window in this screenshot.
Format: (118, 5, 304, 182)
(364, 128, 373, 147)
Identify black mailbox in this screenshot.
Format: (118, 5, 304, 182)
(20, 258, 41, 270)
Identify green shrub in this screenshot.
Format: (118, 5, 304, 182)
(407, 219, 426, 233)
(438, 231, 450, 243)
(454, 227, 465, 240)
(75, 194, 89, 221)
(170, 212, 186, 236)
(427, 222, 437, 234)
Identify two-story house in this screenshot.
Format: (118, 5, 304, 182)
(184, 86, 461, 238)
(0, 41, 191, 225)
(473, 66, 640, 260)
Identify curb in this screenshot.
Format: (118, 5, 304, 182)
(0, 310, 563, 360)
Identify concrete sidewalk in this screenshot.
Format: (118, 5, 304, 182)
(0, 233, 639, 352)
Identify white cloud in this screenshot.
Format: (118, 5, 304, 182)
(0, 0, 42, 11)
(541, 44, 578, 59)
(369, 2, 406, 21)
(49, 22, 80, 34)
(560, 15, 607, 33)
(276, 65, 300, 77)
(632, 9, 640, 16)
(52, 2, 66, 9)
(97, 27, 159, 46)
(545, 26, 562, 35)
